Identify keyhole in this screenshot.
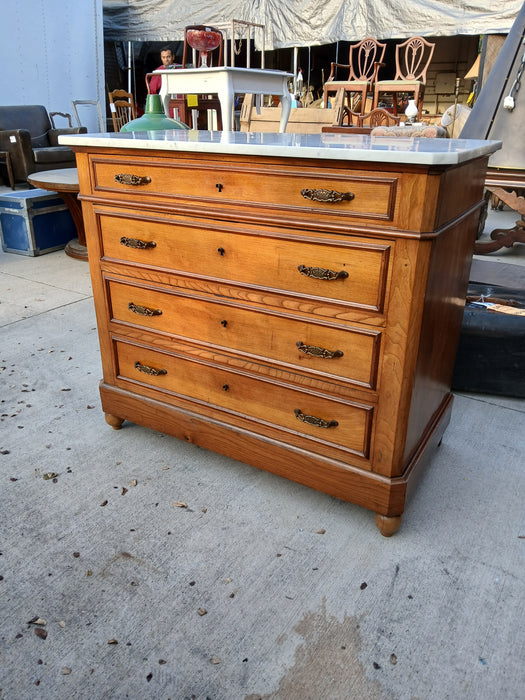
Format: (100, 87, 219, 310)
(221, 320, 228, 327)
(222, 384, 229, 391)
(216, 183, 223, 192)
(217, 247, 225, 256)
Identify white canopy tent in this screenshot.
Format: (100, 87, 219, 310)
(103, 0, 522, 48)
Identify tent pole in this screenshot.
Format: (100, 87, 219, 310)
(293, 46, 298, 92)
(127, 41, 132, 94)
(307, 46, 311, 99)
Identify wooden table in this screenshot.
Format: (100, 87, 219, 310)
(27, 168, 87, 260)
(156, 66, 293, 132)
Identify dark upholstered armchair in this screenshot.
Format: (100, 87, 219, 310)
(0, 105, 87, 183)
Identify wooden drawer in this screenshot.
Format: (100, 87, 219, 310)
(114, 338, 374, 461)
(89, 154, 399, 224)
(98, 212, 391, 315)
(107, 278, 382, 390)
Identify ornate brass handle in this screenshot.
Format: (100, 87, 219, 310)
(114, 173, 151, 186)
(134, 361, 167, 376)
(296, 341, 343, 359)
(294, 408, 338, 429)
(301, 188, 354, 203)
(128, 302, 162, 317)
(298, 265, 348, 281)
(120, 236, 156, 249)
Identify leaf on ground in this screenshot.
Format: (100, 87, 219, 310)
(43, 472, 58, 480)
(172, 501, 187, 508)
(28, 617, 46, 626)
(34, 628, 47, 640)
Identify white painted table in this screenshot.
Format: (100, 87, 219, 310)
(155, 66, 293, 132)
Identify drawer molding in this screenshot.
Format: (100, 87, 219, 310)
(90, 154, 399, 223)
(105, 275, 383, 391)
(113, 335, 375, 461)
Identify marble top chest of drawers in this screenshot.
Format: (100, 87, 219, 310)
(64, 131, 499, 535)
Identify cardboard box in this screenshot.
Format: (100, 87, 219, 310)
(0, 188, 76, 256)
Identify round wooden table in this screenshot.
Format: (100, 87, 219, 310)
(27, 167, 87, 260)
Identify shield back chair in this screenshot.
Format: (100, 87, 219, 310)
(108, 90, 137, 131)
(373, 36, 435, 118)
(323, 38, 386, 115)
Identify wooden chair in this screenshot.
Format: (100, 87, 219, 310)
(373, 36, 435, 118)
(71, 99, 105, 132)
(321, 107, 400, 136)
(108, 89, 136, 131)
(49, 111, 73, 128)
(323, 38, 386, 114)
(358, 108, 400, 127)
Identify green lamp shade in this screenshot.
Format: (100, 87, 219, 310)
(120, 94, 190, 132)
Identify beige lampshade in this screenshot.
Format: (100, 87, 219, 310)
(465, 54, 480, 79)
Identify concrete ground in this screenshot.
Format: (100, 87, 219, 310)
(1, 201, 524, 700)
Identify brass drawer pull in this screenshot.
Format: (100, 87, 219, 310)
(120, 236, 156, 249)
(298, 265, 348, 281)
(134, 361, 167, 377)
(294, 408, 338, 429)
(301, 188, 354, 203)
(296, 341, 343, 359)
(114, 173, 151, 186)
(128, 302, 162, 317)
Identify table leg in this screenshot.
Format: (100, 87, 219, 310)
(279, 88, 292, 133)
(59, 191, 88, 261)
(216, 80, 234, 131)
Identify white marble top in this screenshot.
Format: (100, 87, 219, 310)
(152, 66, 292, 77)
(59, 130, 501, 166)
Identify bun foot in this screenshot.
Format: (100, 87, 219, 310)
(375, 513, 402, 537)
(105, 413, 124, 430)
